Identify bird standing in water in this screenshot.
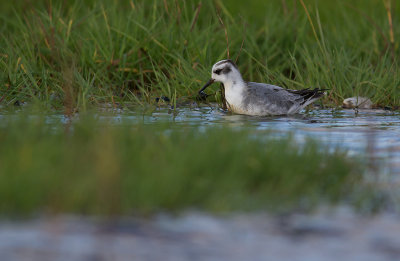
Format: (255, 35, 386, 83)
(199, 59, 325, 116)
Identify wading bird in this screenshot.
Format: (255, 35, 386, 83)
(199, 59, 325, 116)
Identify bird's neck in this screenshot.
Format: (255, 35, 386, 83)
(223, 73, 246, 108)
(223, 72, 245, 92)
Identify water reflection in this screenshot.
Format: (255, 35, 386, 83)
(1, 105, 399, 175)
(127, 106, 400, 176)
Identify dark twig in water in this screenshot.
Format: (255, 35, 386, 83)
(155, 96, 171, 103)
(220, 83, 227, 110)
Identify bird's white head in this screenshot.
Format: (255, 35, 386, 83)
(199, 59, 242, 95)
(210, 59, 241, 83)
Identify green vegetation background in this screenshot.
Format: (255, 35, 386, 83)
(1, 0, 399, 110)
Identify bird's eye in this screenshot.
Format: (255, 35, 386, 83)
(213, 69, 222, 75)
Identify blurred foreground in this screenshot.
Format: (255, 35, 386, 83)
(0, 112, 360, 215)
(1, 107, 399, 260)
(1, 209, 400, 261)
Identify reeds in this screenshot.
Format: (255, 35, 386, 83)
(0, 0, 399, 110)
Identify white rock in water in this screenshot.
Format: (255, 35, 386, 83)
(342, 96, 373, 109)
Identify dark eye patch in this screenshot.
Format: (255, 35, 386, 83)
(213, 66, 231, 75)
(213, 69, 222, 75)
(222, 66, 231, 74)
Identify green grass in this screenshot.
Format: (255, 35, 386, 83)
(0, 113, 363, 216)
(0, 1, 395, 217)
(0, 0, 399, 111)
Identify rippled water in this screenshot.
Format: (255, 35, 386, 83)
(1, 105, 400, 175)
(1, 106, 400, 260)
(107, 105, 400, 176)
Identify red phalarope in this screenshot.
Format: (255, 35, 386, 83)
(199, 59, 325, 116)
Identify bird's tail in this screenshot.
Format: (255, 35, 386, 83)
(288, 88, 326, 113)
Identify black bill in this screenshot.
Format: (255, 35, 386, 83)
(198, 79, 215, 94)
(197, 79, 215, 100)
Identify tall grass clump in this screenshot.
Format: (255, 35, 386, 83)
(0, 113, 362, 216)
(0, 0, 399, 110)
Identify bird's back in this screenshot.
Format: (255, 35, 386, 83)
(241, 82, 304, 115)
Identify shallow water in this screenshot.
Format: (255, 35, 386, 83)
(1, 106, 400, 260)
(1, 105, 400, 175)
(108, 105, 400, 176)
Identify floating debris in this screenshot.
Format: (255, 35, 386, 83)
(155, 96, 171, 103)
(343, 96, 373, 109)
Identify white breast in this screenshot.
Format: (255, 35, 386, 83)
(224, 81, 244, 112)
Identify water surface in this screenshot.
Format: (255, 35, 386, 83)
(108, 106, 400, 176)
(1, 105, 400, 175)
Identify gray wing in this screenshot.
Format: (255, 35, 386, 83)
(243, 82, 303, 114)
